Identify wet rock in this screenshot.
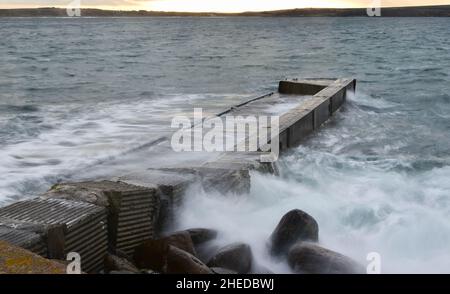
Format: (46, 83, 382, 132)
(141, 269, 159, 274)
(133, 231, 197, 271)
(187, 228, 218, 245)
(165, 245, 213, 274)
(211, 267, 238, 274)
(288, 242, 365, 274)
(133, 239, 169, 271)
(195, 243, 220, 264)
(270, 209, 319, 256)
(163, 231, 197, 256)
(208, 242, 252, 274)
(114, 249, 134, 263)
(104, 253, 139, 273)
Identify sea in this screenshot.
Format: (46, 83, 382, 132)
(0, 17, 449, 273)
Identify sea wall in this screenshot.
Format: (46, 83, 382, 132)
(0, 78, 355, 273)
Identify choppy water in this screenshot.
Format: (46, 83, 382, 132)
(1, 17, 449, 273)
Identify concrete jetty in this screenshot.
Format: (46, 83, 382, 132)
(0, 78, 355, 273)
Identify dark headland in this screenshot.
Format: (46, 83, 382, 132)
(1, 5, 450, 17)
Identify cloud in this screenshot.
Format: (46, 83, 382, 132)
(2, 0, 450, 11)
(1, 0, 151, 9)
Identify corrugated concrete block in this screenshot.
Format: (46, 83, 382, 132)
(114, 171, 193, 236)
(0, 224, 47, 256)
(314, 99, 331, 128)
(330, 88, 346, 113)
(0, 198, 107, 273)
(288, 112, 314, 148)
(44, 180, 160, 256)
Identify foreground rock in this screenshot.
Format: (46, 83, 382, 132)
(133, 231, 197, 271)
(195, 243, 221, 264)
(133, 239, 169, 271)
(0, 240, 66, 274)
(187, 228, 218, 245)
(208, 242, 252, 274)
(104, 253, 139, 273)
(165, 246, 213, 274)
(270, 209, 319, 256)
(162, 231, 197, 256)
(211, 267, 238, 274)
(288, 242, 364, 274)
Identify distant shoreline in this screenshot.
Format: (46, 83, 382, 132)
(1, 6, 450, 17)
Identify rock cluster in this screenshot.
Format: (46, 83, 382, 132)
(100, 209, 363, 275)
(269, 209, 364, 274)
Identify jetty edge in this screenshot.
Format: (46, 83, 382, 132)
(0, 78, 356, 273)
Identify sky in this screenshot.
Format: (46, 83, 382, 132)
(1, 0, 449, 12)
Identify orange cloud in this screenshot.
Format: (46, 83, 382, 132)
(1, 0, 449, 11)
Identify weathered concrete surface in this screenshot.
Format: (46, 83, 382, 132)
(279, 78, 334, 95)
(278, 78, 356, 150)
(44, 181, 160, 256)
(0, 198, 107, 273)
(0, 78, 355, 274)
(114, 169, 195, 234)
(0, 240, 66, 274)
(0, 223, 47, 256)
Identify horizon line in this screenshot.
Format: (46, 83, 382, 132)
(1, 4, 450, 14)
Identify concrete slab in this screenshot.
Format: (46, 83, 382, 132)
(0, 198, 107, 273)
(44, 181, 160, 256)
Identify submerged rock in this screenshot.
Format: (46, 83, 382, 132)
(187, 228, 218, 245)
(288, 242, 364, 274)
(208, 242, 252, 274)
(104, 253, 139, 273)
(270, 209, 319, 256)
(165, 245, 213, 274)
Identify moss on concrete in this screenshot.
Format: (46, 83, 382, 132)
(0, 241, 66, 274)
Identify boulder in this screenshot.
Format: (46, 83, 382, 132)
(114, 249, 134, 263)
(165, 245, 213, 274)
(270, 209, 319, 256)
(288, 242, 365, 274)
(187, 228, 218, 245)
(211, 267, 238, 274)
(195, 243, 221, 264)
(133, 231, 197, 271)
(104, 253, 139, 273)
(207, 242, 252, 274)
(163, 231, 197, 256)
(133, 239, 169, 271)
(141, 269, 159, 274)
